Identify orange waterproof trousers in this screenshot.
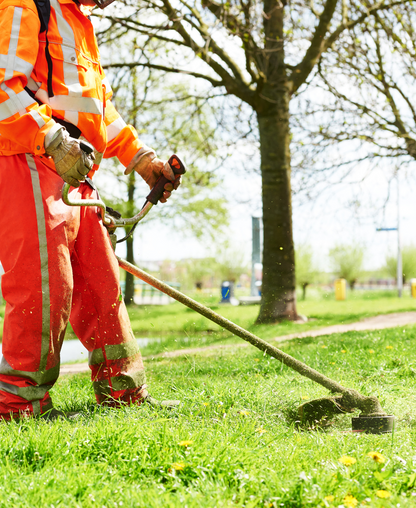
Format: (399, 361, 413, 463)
(0, 154, 147, 419)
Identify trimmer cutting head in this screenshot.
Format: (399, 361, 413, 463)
(298, 396, 395, 434)
(351, 415, 395, 434)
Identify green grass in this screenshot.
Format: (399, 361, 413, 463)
(2, 291, 416, 357)
(112, 290, 416, 356)
(2, 325, 416, 506)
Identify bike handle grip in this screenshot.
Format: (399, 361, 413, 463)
(146, 154, 186, 205)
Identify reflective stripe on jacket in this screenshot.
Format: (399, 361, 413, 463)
(0, 0, 142, 167)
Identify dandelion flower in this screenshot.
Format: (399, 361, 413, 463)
(376, 490, 390, 499)
(254, 359, 260, 362)
(321, 345, 327, 349)
(343, 494, 358, 507)
(301, 396, 309, 400)
(256, 427, 267, 434)
(239, 410, 249, 416)
(338, 456, 357, 466)
(369, 349, 375, 354)
(367, 451, 385, 463)
(386, 345, 393, 350)
(203, 402, 209, 406)
(324, 495, 334, 502)
(179, 440, 193, 447)
(341, 350, 347, 353)
(170, 462, 185, 471)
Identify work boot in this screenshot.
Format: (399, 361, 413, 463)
(145, 395, 180, 410)
(40, 408, 80, 421)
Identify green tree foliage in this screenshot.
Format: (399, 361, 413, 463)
(295, 246, 317, 300)
(385, 246, 416, 284)
(156, 245, 248, 291)
(329, 245, 365, 289)
(95, 62, 229, 302)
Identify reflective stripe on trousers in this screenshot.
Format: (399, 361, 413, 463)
(0, 154, 147, 418)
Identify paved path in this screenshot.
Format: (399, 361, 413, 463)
(60, 311, 416, 376)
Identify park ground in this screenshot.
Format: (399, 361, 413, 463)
(1, 291, 416, 506)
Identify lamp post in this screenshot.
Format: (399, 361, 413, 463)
(376, 173, 402, 297)
(251, 217, 261, 296)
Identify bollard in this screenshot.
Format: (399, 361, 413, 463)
(221, 281, 232, 303)
(411, 279, 416, 298)
(335, 278, 346, 300)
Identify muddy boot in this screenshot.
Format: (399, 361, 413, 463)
(145, 395, 180, 410)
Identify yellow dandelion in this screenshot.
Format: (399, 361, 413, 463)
(367, 451, 385, 463)
(386, 345, 393, 350)
(321, 345, 327, 349)
(341, 350, 347, 353)
(331, 362, 335, 364)
(338, 456, 357, 466)
(376, 490, 390, 499)
(254, 359, 260, 362)
(170, 462, 185, 471)
(301, 396, 309, 400)
(239, 410, 249, 416)
(179, 440, 193, 447)
(369, 349, 375, 354)
(203, 402, 209, 406)
(324, 495, 334, 502)
(343, 494, 358, 507)
(255, 427, 267, 434)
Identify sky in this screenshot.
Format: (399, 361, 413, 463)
(102, 152, 416, 274)
(87, 4, 416, 275)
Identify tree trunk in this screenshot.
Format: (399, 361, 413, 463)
(254, 0, 298, 323)
(124, 171, 136, 305)
(255, 96, 298, 323)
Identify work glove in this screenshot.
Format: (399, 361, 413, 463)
(45, 127, 95, 188)
(80, 135, 103, 168)
(124, 145, 181, 203)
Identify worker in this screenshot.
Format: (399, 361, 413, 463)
(0, 0, 180, 419)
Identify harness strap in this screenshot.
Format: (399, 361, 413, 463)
(33, 0, 54, 97)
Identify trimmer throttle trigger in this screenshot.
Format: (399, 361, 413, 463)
(146, 154, 186, 205)
(79, 140, 94, 155)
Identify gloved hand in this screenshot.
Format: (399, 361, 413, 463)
(45, 127, 95, 188)
(124, 146, 181, 203)
(80, 135, 103, 168)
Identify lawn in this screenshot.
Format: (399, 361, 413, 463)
(2, 290, 416, 356)
(1, 324, 416, 506)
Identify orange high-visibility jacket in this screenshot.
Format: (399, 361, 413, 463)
(0, 0, 142, 167)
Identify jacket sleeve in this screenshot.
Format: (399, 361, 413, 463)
(0, 1, 56, 155)
(100, 75, 143, 167)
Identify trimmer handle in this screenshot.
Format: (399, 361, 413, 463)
(146, 154, 186, 205)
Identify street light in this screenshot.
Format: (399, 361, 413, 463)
(251, 217, 262, 296)
(376, 172, 402, 297)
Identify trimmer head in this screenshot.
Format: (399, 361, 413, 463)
(352, 415, 395, 434)
(298, 396, 395, 434)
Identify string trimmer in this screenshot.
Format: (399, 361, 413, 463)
(63, 153, 394, 434)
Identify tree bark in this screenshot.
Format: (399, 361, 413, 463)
(256, 103, 298, 322)
(124, 171, 136, 305)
